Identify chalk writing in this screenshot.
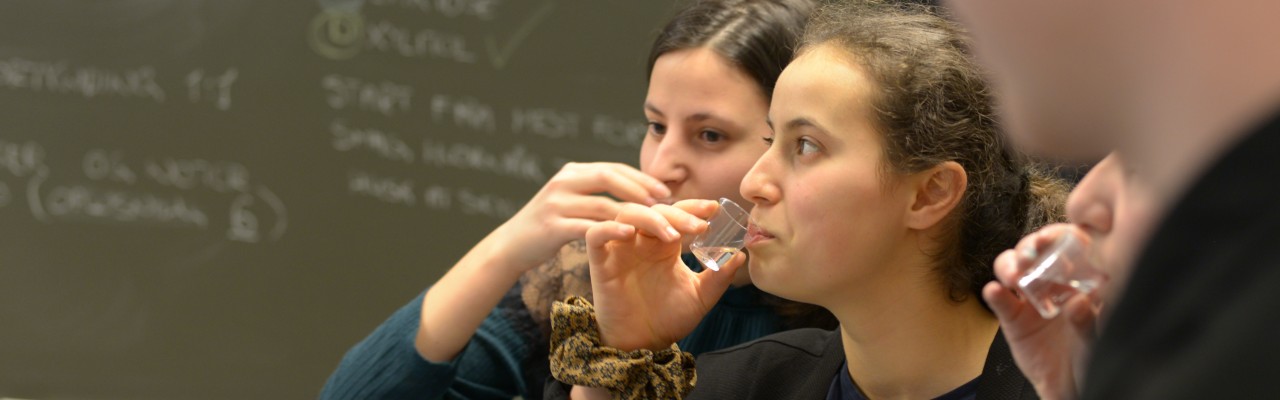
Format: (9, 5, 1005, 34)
(10, 142, 288, 243)
(348, 169, 416, 205)
(226, 187, 287, 243)
(364, 20, 476, 63)
(331, 119, 415, 163)
(83, 149, 138, 184)
(511, 107, 579, 139)
(420, 139, 544, 183)
(143, 157, 251, 193)
(309, 10, 366, 60)
(429, 94, 497, 133)
(457, 187, 520, 219)
(0, 139, 46, 178)
(368, 0, 503, 20)
(591, 114, 646, 149)
(0, 58, 165, 103)
(484, 0, 555, 69)
(31, 176, 211, 228)
(422, 184, 452, 210)
(185, 68, 238, 111)
(322, 74, 413, 116)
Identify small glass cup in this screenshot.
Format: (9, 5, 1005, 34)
(1016, 229, 1109, 319)
(689, 198, 751, 271)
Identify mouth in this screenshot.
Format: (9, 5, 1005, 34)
(744, 222, 775, 247)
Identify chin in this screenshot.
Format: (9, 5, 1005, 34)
(746, 257, 809, 303)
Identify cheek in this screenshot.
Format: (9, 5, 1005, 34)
(787, 178, 868, 268)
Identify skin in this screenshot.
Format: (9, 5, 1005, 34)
(947, 0, 1280, 240)
(578, 44, 1003, 400)
(949, 1, 1280, 398)
(983, 154, 1159, 400)
(414, 47, 770, 363)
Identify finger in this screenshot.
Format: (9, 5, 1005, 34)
(652, 203, 709, 235)
(585, 220, 637, 255)
(558, 195, 624, 222)
(992, 249, 1024, 287)
(556, 166, 659, 205)
(982, 281, 1026, 325)
(671, 198, 721, 221)
(597, 162, 671, 200)
(556, 217, 608, 240)
(1020, 223, 1083, 262)
(614, 203, 682, 242)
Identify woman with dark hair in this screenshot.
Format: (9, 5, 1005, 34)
(547, 1, 1066, 398)
(319, 1, 828, 399)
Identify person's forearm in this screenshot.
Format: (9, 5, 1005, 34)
(415, 231, 530, 362)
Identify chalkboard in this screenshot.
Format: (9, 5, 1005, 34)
(0, 1, 676, 398)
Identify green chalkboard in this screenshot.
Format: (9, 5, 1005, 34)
(0, 1, 675, 398)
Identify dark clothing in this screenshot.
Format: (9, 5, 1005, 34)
(1083, 112, 1280, 398)
(546, 328, 1037, 400)
(826, 361, 979, 400)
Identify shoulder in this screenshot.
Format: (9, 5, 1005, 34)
(688, 328, 844, 399)
(699, 327, 836, 360)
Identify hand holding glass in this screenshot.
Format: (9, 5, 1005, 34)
(1015, 230, 1109, 319)
(689, 198, 751, 271)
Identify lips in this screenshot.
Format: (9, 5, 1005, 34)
(744, 223, 775, 247)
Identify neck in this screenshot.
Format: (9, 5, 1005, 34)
(1117, 2, 1280, 219)
(829, 258, 998, 399)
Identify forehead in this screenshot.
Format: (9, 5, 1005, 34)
(771, 44, 876, 126)
(648, 47, 763, 101)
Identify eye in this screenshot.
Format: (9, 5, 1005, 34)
(647, 122, 667, 136)
(797, 138, 820, 155)
(699, 130, 725, 143)
(762, 136, 775, 146)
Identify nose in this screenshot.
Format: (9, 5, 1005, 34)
(740, 147, 781, 208)
(643, 128, 690, 188)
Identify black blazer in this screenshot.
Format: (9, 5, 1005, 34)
(547, 328, 1038, 399)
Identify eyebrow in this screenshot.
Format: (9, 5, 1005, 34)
(645, 103, 744, 130)
(781, 117, 827, 135)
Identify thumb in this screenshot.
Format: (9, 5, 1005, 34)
(1064, 294, 1101, 342)
(695, 250, 747, 300)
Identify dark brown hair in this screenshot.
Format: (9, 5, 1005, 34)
(801, 0, 1069, 303)
(648, 0, 817, 100)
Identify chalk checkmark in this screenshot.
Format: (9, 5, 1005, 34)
(485, 0, 558, 70)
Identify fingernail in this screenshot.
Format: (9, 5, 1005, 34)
(654, 184, 672, 197)
(620, 225, 635, 235)
(665, 226, 681, 240)
(1020, 246, 1038, 261)
(644, 197, 658, 206)
(689, 220, 705, 232)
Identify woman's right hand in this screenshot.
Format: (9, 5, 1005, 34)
(983, 224, 1103, 400)
(492, 162, 671, 274)
(583, 200, 747, 352)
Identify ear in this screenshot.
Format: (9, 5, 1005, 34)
(905, 161, 967, 230)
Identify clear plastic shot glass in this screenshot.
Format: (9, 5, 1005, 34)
(689, 198, 751, 271)
(1016, 229, 1109, 319)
